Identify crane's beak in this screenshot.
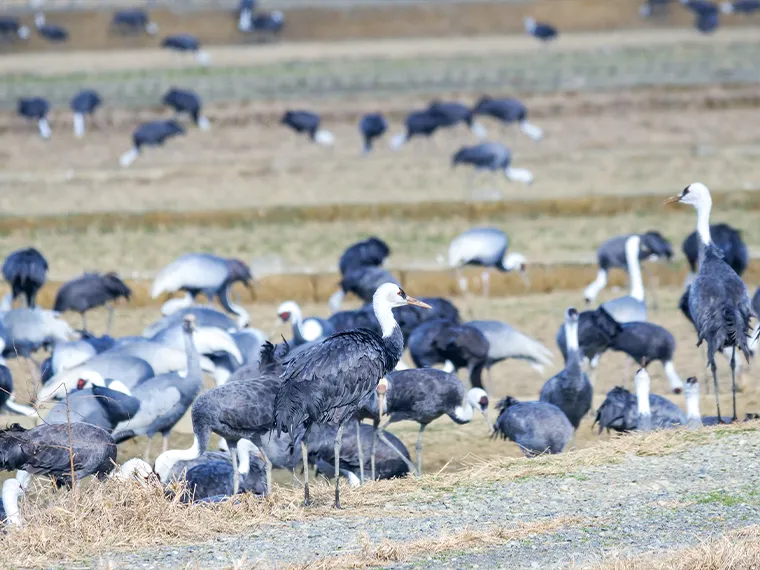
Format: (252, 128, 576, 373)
(481, 409, 490, 426)
(377, 380, 388, 416)
(664, 195, 681, 205)
(406, 296, 432, 309)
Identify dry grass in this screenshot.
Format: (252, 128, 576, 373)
(595, 525, 760, 570)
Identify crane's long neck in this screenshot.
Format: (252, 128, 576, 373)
(220, 284, 249, 329)
(626, 239, 645, 302)
(182, 327, 201, 380)
(695, 196, 713, 247)
(564, 320, 582, 374)
(374, 299, 404, 371)
(635, 374, 651, 417)
(452, 397, 474, 424)
(154, 436, 202, 483)
(685, 386, 701, 422)
(2, 483, 21, 527)
(289, 305, 307, 342)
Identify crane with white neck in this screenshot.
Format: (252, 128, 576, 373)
(600, 234, 648, 323)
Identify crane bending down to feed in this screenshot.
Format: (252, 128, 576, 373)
(162, 88, 211, 131)
(452, 142, 534, 190)
(448, 227, 528, 299)
(120, 120, 185, 168)
(53, 272, 132, 334)
(471, 96, 543, 141)
(70, 89, 102, 138)
(274, 283, 431, 508)
(161, 34, 210, 64)
(281, 111, 334, 146)
(665, 183, 752, 422)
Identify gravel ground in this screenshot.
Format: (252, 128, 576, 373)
(88, 432, 760, 569)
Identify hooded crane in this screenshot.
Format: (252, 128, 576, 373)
(70, 89, 102, 139)
(408, 319, 489, 387)
(0, 17, 30, 42)
(0, 479, 24, 527)
(362, 369, 489, 477)
(119, 119, 185, 167)
(237, 0, 256, 30)
(151, 253, 252, 328)
(281, 111, 334, 146)
(452, 143, 534, 190)
(274, 283, 431, 508)
(593, 368, 685, 433)
(539, 308, 592, 432)
(721, 0, 760, 12)
(277, 301, 334, 345)
(524, 17, 557, 41)
(599, 234, 648, 323)
(110, 315, 203, 460)
(448, 227, 528, 298)
(155, 341, 291, 495)
(359, 113, 388, 154)
(584, 231, 673, 304)
(0, 423, 116, 487)
(329, 266, 400, 312)
(53, 272, 131, 334)
(34, 12, 69, 43)
(426, 101, 488, 139)
(161, 33, 210, 64)
(665, 182, 752, 422)
(339, 236, 391, 276)
(681, 0, 721, 32)
(394, 296, 460, 343)
(18, 97, 51, 139)
(492, 396, 572, 456)
(682, 223, 747, 287)
(111, 8, 158, 35)
(684, 376, 732, 427)
(2, 248, 47, 309)
(471, 96, 543, 141)
(162, 88, 210, 131)
(389, 109, 443, 150)
(470, 320, 554, 392)
(249, 11, 285, 36)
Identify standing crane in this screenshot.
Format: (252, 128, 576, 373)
(53, 272, 131, 333)
(2, 248, 48, 308)
(274, 283, 431, 508)
(359, 113, 388, 154)
(599, 234, 648, 323)
(452, 142, 534, 189)
(665, 182, 752, 421)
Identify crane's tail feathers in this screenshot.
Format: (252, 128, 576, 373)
(73, 113, 85, 138)
(519, 121, 543, 141)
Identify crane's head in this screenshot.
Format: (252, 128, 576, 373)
(664, 182, 712, 209)
(377, 377, 389, 416)
(565, 307, 579, 323)
(183, 314, 196, 332)
(76, 370, 106, 391)
(277, 301, 299, 323)
(374, 283, 432, 310)
(467, 388, 490, 424)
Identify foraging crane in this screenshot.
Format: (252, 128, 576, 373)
(281, 111, 334, 146)
(277, 301, 334, 345)
(593, 369, 687, 433)
(389, 109, 442, 149)
(721, 0, 760, 12)
(110, 316, 203, 460)
(448, 227, 528, 297)
(111, 8, 158, 35)
(665, 182, 752, 422)
(599, 234, 648, 323)
(0, 479, 24, 527)
(407, 319, 489, 387)
(274, 283, 431, 508)
(362, 369, 489, 476)
(151, 254, 253, 328)
(394, 296, 461, 343)
(524, 17, 557, 41)
(119, 120, 185, 167)
(162, 88, 210, 131)
(329, 266, 400, 312)
(155, 341, 290, 495)
(249, 11, 284, 36)
(426, 101, 488, 139)
(359, 113, 388, 154)
(684, 376, 732, 427)
(70, 90, 102, 138)
(53, 272, 131, 333)
(584, 231, 673, 304)
(452, 142, 534, 188)
(556, 306, 622, 374)
(682, 223, 748, 286)
(18, 97, 51, 139)
(0, 17, 30, 41)
(539, 308, 592, 430)
(161, 34, 210, 64)
(34, 13, 68, 43)
(492, 396, 572, 456)
(0, 423, 116, 487)
(471, 96, 543, 141)
(178, 456, 267, 502)
(2, 248, 48, 308)
(338, 236, 391, 275)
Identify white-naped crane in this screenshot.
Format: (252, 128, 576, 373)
(471, 96, 543, 141)
(70, 89, 102, 138)
(119, 120, 185, 168)
(281, 110, 334, 146)
(2, 248, 48, 309)
(599, 234, 648, 323)
(53, 272, 131, 333)
(665, 182, 753, 422)
(161, 33, 210, 64)
(448, 227, 528, 298)
(274, 283, 431, 508)
(151, 254, 253, 328)
(361, 369, 488, 477)
(1, 307, 72, 363)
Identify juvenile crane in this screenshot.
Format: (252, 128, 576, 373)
(274, 283, 431, 508)
(665, 182, 752, 421)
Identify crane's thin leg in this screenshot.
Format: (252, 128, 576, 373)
(482, 270, 490, 299)
(702, 345, 712, 394)
(81, 312, 88, 332)
(162, 433, 170, 453)
(485, 366, 494, 397)
(229, 440, 239, 495)
(355, 421, 364, 484)
(333, 422, 345, 509)
(301, 440, 311, 506)
(260, 449, 272, 496)
(106, 304, 115, 335)
(731, 346, 738, 422)
(370, 419, 379, 480)
(143, 436, 153, 462)
(415, 424, 426, 476)
(710, 359, 724, 423)
(378, 430, 417, 475)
